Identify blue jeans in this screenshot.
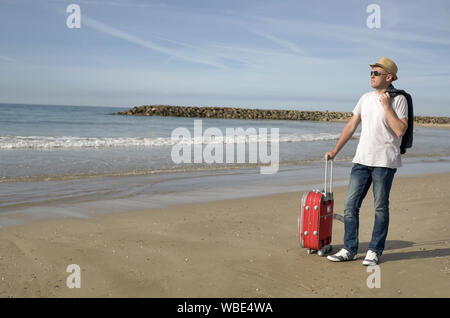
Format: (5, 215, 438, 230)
(343, 163, 396, 255)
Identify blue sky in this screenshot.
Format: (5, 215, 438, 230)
(0, 0, 449, 115)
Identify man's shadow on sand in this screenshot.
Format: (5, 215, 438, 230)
(333, 239, 450, 263)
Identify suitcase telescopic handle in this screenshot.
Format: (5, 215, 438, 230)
(324, 156, 333, 195)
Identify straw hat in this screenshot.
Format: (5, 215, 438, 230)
(370, 57, 398, 81)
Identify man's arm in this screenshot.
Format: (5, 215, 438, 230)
(324, 114, 361, 159)
(380, 92, 408, 137)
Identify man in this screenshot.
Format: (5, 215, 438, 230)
(325, 57, 408, 265)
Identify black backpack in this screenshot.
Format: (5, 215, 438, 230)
(386, 84, 414, 154)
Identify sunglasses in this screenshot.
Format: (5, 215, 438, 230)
(370, 71, 389, 76)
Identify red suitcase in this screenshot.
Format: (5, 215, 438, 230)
(298, 158, 334, 256)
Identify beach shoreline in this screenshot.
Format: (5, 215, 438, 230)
(0, 172, 449, 298)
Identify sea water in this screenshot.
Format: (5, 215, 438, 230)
(0, 103, 449, 227)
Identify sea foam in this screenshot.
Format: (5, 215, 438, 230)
(0, 133, 342, 150)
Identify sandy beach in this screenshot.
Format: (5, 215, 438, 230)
(0, 172, 449, 298)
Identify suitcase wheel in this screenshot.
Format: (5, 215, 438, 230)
(317, 245, 333, 257)
(306, 248, 318, 255)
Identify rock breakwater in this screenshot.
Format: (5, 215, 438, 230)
(117, 105, 450, 125)
(118, 105, 352, 122)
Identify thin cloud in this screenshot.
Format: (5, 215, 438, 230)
(0, 55, 16, 62)
(82, 15, 228, 69)
(240, 14, 450, 69)
(249, 14, 450, 49)
(248, 29, 307, 56)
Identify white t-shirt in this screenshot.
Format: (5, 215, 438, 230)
(352, 91, 408, 168)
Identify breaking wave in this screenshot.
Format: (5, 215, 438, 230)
(0, 133, 344, 150)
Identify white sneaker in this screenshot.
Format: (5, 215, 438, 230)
(362, 250, 379, 266)
(327, 248, 357, 262)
